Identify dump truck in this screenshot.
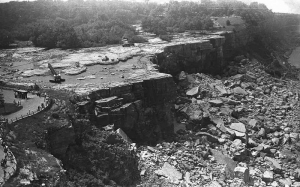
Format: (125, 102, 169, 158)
(48, 63, 65, 83)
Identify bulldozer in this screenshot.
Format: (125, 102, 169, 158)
(48, 63, 65, 83)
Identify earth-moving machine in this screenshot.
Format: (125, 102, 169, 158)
(48, 63, 65, 83)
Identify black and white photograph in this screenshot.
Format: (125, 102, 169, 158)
(0, 0, 300, 186)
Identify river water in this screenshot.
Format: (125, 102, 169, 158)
(289, 46, 300, 68)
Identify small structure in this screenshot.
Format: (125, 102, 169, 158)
(14, 90, 28, 99)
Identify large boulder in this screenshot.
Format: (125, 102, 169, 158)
(233, 87, 248, 95)
(155, 162, 183, 184)
(186, 86, 199, 97)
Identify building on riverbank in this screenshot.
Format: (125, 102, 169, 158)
(14, 90, 28, 99)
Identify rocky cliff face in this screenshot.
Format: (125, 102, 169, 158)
(69, 33, 241, 143)
(73, 74, 177, 143)
(152, 30, 253, 77)
(1, 30, 267, 186)
(154, 36, 226, 76)
(31, 34, 237, 186)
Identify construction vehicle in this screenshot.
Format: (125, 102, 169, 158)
(48, 63, 65, 83)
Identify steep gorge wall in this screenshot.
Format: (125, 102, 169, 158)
(71, 33, 237, 143)
(74, 74, 177, 143)
(152, 30, 251, 77)
(154, 36, 227, 76)
(37, 33, 239, 186)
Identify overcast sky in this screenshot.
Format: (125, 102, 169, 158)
(240, 0, 300, 13)
(0, 0, 299, 14)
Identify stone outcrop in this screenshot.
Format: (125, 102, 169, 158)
(154, 36, 226, 75)
(74, 73, 177, 143)
(69, 33, 240, 143)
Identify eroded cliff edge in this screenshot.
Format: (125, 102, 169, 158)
(154, 36, 226, 76)
(73, 74, 177, 144)
(67, 33, 236, 144)
(2, 32, 242, 186)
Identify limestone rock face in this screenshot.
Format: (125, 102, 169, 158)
(77, 75, 177, 143)
(155, 37, 226, 76)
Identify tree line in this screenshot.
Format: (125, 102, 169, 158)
(141, 0, 272, 34)
(0, 0, 151, 48)
(0, 0, 299, 50)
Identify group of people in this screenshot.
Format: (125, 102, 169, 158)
(13, 100, 21, 106)
(37, 103, 45, 111)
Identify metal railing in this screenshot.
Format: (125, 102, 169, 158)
(3, 97, 53, 124)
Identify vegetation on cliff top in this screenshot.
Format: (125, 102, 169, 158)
(0, 0, 299, 49)
(0, 0, 150, 48)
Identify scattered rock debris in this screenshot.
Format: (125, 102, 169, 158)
(2, 47, 300, 187)
(137, 59, 300, 186)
